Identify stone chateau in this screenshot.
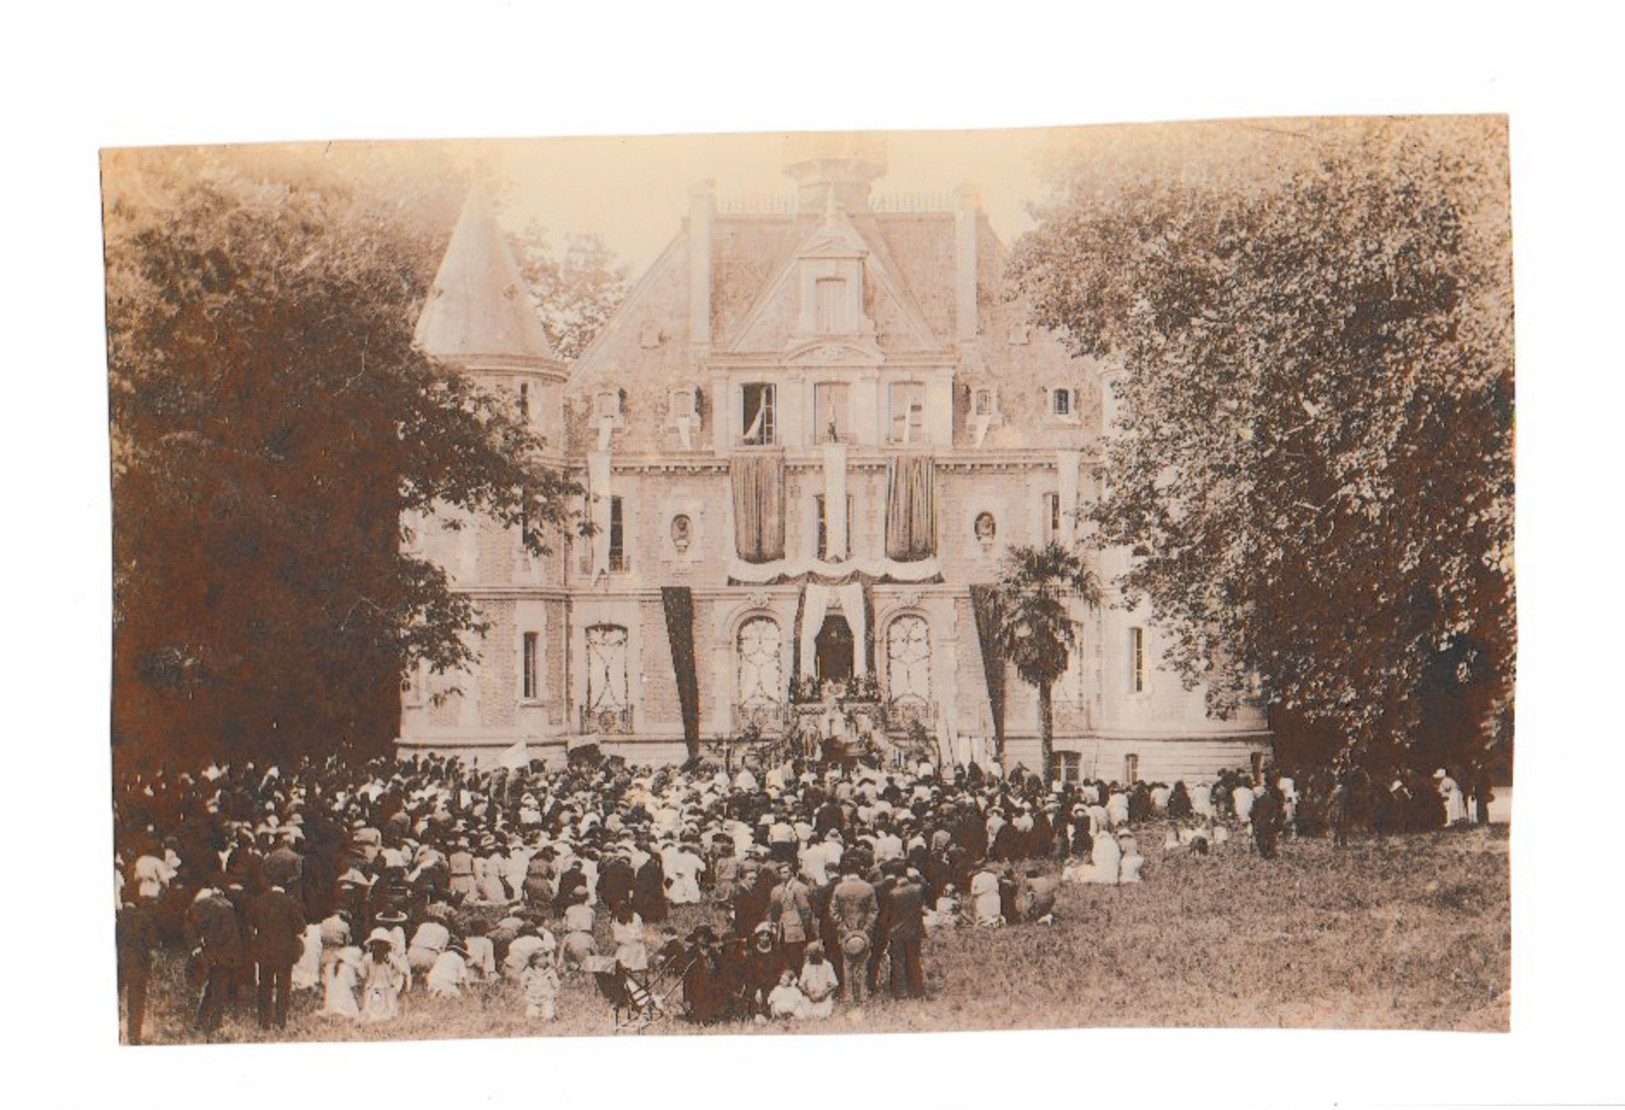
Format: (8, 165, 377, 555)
(398, 134, 1270, 782)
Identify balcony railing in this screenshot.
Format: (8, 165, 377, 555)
(882, 699, 939, 732)
(580, 705, 634, 735)
(732, 703, 794, 734)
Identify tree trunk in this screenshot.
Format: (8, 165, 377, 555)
(1038, 681, 1055, 785)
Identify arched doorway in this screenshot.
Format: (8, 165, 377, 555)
(814, 614, 854, 683)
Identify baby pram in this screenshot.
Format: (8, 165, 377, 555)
(587, 953, 690, 1034)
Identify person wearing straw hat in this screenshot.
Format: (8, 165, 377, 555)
(357, 927, 407, 1022)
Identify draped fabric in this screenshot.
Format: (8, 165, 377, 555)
(726, 553, 941, 586)
(1056, 450, 1082, 546)
(968, 584, 1007, 757)
(795, 581, 871, 680)
(885, 455, 936, 562)
(660, 587, 701, 760)
(798, 584, 832, 679)
(822, 442, 848, 561)
(588, 451, 613, 577)
(731, 453, 786, 564)
(837, 580, 867, 676)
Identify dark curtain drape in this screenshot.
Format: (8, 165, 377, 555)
(968, 584, 1007, 754)
(660, 587, 701, 760)
(731, 453, 786, 563)
(885, 455, 936, 561)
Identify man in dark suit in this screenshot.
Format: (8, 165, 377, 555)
(185, 888, 243, 1037)
(246, 883, 306, 1030)
(884, 867, 927, 1000)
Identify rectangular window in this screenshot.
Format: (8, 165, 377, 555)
(595, 390, 619, 419)
(815, 494, 853, 561)
(1129, 626, 1147, 694)
(522, 632, 540, 700)
(888, 381, 926, 444)
(1053, 388, 1073, 417)
(1043, 493, 1062, 544)
(1056, 751, 1081, 785)
(1125, 753, 1140, 785)
(813, 382, 850, 443)
(741, 382, 776, 445)
(671, 389, 695, 420)
(518, 382, 530, 424)
(608, 496, 627, 572)
(974, 388, 993, 416)
(815, 277, 849, 333)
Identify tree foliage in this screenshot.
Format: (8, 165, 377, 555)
(105, 146, 583, 769)
(991, 542, 1101, 781)
(1008, 119, 1514, 767)
(508, 220, 631, 360)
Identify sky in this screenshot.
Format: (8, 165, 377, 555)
(479, 128, 1060, 274)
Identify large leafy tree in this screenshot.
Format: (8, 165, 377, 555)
(105, 146, 583, 771)
(1008, 119, 1514, 769)
(991, 542, 1102, 782)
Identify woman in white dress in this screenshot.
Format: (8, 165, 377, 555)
(1437, 769, 1469, 826)
(970, 864, 1003, 926)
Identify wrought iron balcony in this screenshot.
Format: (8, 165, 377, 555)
(580, 705, 634, 735)
(882, 699, 939, 732)
(732, 703, 794, 734)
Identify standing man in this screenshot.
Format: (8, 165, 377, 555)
(829, 860, 878, 1004)
(185, 887, 243, 1038)
(1252, 782, 1281, 861)
(116, 896, 159, 1045)
(247, 881, 306, 1031)
(884, 866, 927, 999)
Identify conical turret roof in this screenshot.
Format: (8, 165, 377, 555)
(414, 183, 557, 364)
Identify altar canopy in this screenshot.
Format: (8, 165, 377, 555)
(885, 454, 936, 561)
(797, 580, 868, 678)
(731, 452, 786, 564)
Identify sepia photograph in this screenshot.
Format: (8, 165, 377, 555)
(102, 116, 1514, 1046)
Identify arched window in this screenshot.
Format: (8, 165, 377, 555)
(737, 617, 784, 707)
(885, 615, 931, 706)
(584, 624, 630, 732)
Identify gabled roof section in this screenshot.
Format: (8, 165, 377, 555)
(414, 183, 557, 364)
(568, 230, 691, 388)
(723, 204, 946, 354)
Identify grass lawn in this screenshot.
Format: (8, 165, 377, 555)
(124, 822, 1509, 1044)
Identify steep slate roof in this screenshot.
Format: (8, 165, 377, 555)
(415, 184, 557, 363)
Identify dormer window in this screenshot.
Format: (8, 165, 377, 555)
(815, 277, 852, 334)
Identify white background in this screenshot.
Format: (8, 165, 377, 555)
(1, 2, 1616, 1106)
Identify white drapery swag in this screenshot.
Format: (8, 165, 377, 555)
(588, 451, 613, 577)
(727, 553, 941, 585)
(795, 580, 868, 678)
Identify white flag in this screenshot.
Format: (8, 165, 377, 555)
(498, 739, 529, 771)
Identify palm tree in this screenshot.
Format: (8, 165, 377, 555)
(991, 541, 1101, 783)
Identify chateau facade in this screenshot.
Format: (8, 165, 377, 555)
(398, 136, 1270, 782)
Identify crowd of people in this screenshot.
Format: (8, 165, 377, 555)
(112, 747, 1496, 1042)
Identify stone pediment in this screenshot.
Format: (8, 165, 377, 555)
(782, 337, 885, 367)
